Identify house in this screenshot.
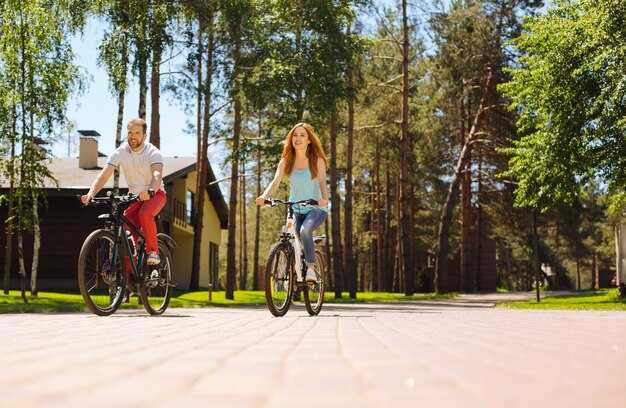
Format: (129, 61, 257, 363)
(0, 132, 228, 290)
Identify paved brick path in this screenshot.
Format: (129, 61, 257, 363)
(1, 298, 625, 408)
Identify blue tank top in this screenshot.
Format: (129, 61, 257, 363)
(289, 167, 328, 214)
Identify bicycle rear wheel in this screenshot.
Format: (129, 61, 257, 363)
(140, 239, 174, 315)
(77, 229, 125, 316)
(264, 242, 293, 317)
(304, 249, 325, 316)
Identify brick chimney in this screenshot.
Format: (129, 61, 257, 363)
(77, 130, 101, 169)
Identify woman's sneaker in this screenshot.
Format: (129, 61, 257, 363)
(305, 267, 317, 283)
(147, 251, 160, 265)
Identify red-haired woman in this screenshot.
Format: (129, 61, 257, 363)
(255, 123, 329, 283)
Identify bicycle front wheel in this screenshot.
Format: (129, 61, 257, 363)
(140, 239, 174, 315)
(264, 242, 293, 317)
(304, 249, 325, 316)
(77, 229, 125, 316)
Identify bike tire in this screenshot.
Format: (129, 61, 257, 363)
(77, 229, 125, 316)
(303, 249, 325, 316)
(264, 242, 293, 317)
(140, 239, 174, 315)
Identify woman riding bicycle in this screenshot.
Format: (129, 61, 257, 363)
(255, 123, 329, 283)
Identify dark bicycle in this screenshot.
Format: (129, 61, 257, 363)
(77, 192, 176, 316)
(262, 198, 327, 317)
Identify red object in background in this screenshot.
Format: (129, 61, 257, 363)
(612, 275, 617, 286)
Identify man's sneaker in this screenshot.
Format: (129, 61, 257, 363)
(305, 268, 317, 283)
(147, 251, 160, 265)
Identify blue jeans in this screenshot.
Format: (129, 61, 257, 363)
(294, 209, 327, 265)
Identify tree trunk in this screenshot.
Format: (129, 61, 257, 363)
(191, 13, 215, 291)
(329, 112, 343, 298)
(30, 192, 40, 296)
(374, 144, 382, 292)
(113, 90, 125, 196)
(460, 99, 471, 292)
(395, 174, 403, 293)
(150, 33, 161, 148)
(138, 44, 148, 119)
(475, 153, 483, 291)
(3, 117, 16, 294)
(434, 69, 493, 294)
(191, 27, 204, 291)
(532, 210, 541, 302)
(3, 109, 17, 293)
(576, 242, 581, 290)
(240, 159, 248, 290)
(592, 252, 598, 290)
(384, 152, 393, 292)
(253, 138, 262, 291)
(370, 196, 375, 292)
(226, 29, 242, 300)
(17, 231, 27, 302)
(400, 0, 414, 295)
(345, 65, 356, 299)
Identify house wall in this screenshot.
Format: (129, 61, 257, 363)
(0, 196, 114, 289)
(0, 171, 223, 291)
(168, 172, 221, 290)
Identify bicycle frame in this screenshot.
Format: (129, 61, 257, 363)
(267, 198, 319, 282)
(282, 205, 304, 281)
(115, 212, 146, 280)
(94, 196, 149, 282)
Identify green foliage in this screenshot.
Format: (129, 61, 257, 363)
(0, 0, 86, 234)
(0, 290, 457, 313)
(242, 0, 368, 127)
(500, 0, 626, 212)
(498, 289, 626, 310)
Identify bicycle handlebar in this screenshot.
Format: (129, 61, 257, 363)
(263, 197, 319, 207)
(77, 192, 142, 207)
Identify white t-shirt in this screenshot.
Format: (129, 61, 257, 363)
(107, 142, 164, 194)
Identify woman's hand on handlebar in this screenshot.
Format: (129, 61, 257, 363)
(80, 194, 93, 205)
(318, 198, 328, 207)
(255, 196, 268, 206)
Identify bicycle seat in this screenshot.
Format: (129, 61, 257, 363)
(313, 235, 326, 243)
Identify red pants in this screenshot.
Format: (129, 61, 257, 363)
(124, 190, 166, 254)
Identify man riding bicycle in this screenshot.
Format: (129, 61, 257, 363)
(80, 118, 166, 266)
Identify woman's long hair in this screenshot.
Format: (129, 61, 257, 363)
(281, 123, 328, 180)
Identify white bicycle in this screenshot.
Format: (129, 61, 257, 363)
(262, 198, 326, 317)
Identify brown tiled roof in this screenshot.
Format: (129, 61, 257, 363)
(40, 156, 197, 189)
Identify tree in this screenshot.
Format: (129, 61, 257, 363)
(428, 0, 541, 293)
(499, 0, 626, 212)
(97, 0, 131, 196)
(0, 0, 87, 296)
(222, 0, 255, 300)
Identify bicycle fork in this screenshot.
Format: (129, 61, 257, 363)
(285, 213, 304, 282)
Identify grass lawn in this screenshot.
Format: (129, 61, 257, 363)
(498, 288, 626, 311)
(0, 290, 455, 314)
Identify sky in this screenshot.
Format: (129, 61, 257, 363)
(53, 19, 214, 170)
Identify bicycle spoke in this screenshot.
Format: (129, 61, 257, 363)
(78, 230, 124, 316)
(264, 242, 293, 317)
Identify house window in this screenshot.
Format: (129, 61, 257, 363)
(186, 190, 194, 225)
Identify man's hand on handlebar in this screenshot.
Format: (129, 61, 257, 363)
(139, 189, 155, 201)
